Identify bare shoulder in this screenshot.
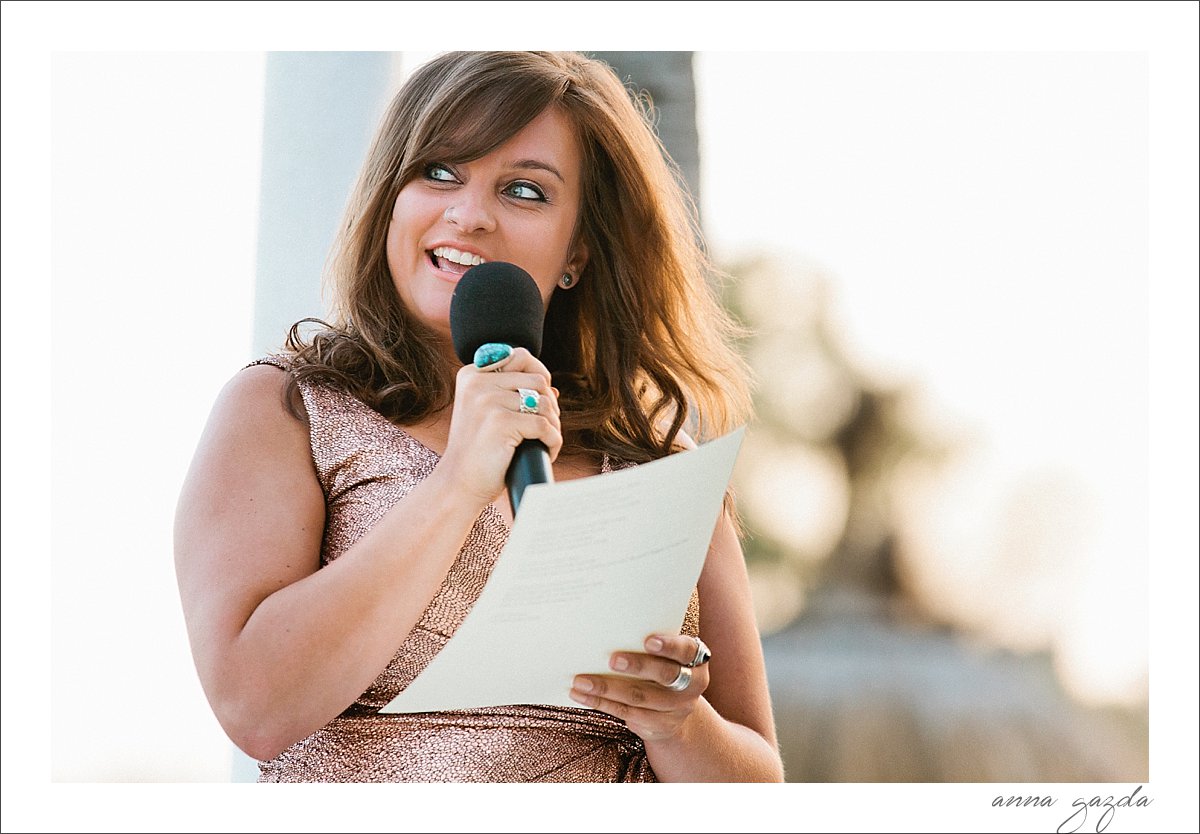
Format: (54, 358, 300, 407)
(176, 361, 323, 580)
(215, 361, 297, 417)
(182, 362, 315, 493)
(203, 362, 307, 442)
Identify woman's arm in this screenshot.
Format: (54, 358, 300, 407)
(568, 510, 785, 782)
(174, 354, 560, 760)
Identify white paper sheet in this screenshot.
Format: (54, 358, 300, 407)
(380, 426, 746, 713)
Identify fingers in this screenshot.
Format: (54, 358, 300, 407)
(456, 373, 561, 449)
(462, 347, 561, 444)
(644, 633, 711, 669)
(569, 671, 675, 713)
(568, 632, 712, 742)
(463, 348, 558, 413)
(440, 346, 564, 501)
(610, 646, 700, 690)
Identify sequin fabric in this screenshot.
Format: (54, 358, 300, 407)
(247, 357, 700, 782)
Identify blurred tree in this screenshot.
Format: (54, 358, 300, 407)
(720, 253, 958, 615)
(723, 253, 1148, 783)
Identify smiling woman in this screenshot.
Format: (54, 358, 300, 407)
(386, 106, 588, 338)
(172, 51, 783, 783)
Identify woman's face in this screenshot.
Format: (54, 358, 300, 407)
(386, 106, 589, 342)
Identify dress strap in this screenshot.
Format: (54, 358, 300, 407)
(244, 354, 291, 372)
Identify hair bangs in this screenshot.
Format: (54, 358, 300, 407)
(399, 61, 567, 185)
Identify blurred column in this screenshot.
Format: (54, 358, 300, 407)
(251, 51, 395, 357)
(235, 51, 395, 782)
(586, 52, 702, 224)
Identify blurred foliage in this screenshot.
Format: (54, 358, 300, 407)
(718, 253, 963, 626)
(719, 253, 1147, 782)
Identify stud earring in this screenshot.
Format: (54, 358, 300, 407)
(559, 273, 574, 289)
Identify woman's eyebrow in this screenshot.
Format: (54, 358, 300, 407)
(507, 159, 565, 183)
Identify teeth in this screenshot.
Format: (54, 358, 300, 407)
(433, 246, 486, 267)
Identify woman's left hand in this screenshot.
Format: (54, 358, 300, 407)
(569, 634, 710, 742)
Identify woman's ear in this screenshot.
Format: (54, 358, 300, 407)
(566, 240, 589, 281)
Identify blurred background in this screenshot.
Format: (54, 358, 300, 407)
(41, 47, 1156, 786)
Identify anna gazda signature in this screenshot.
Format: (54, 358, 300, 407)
(992, 785, 1153, 832)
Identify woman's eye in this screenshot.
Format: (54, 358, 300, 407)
(505, 181, 546, 201)
(425, 164, 457, 183)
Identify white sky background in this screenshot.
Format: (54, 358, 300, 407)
(4, 2, 1197, 833)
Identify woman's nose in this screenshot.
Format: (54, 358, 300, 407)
(443, 191, 496, 233)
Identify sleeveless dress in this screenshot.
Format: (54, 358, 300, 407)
(247, 357, 700, 782)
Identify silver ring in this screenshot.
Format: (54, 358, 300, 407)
(517, 388, 540, 414)
(664, 665, 692, 692)
(686, 637, 712, 668)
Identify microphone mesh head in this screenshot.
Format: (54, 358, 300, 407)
(449, 262, 545, 365)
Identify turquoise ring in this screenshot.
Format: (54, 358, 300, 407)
(517, 388, 541, 414)
(473, 342, 513, 369)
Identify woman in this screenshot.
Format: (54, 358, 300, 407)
(174, 51, 783, 782)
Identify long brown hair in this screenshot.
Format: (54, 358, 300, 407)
(285, 51, 752, 463)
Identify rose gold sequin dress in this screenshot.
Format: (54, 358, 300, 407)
(248, 357, 699, 782)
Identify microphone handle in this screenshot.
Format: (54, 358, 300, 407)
(506, 439, 554, 515)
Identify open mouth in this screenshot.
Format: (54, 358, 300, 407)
(429, 245, 487, 276)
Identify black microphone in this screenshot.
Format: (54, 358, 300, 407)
(449, 261, 554, 515)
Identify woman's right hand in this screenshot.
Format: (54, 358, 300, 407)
(438, 345, 562, 505)
(176, 358, 560, 760)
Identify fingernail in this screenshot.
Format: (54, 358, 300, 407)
(573, 677, 593, 693)
(569, 690, 589, 705)
(612, 656, 629, 672)
(473, 342, 512, 368)
(646, 637, 664, 652)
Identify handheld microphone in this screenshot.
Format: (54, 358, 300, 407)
(449, 262, 554, 515)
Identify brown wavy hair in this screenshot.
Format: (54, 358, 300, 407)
(284, 51, 752, 463)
